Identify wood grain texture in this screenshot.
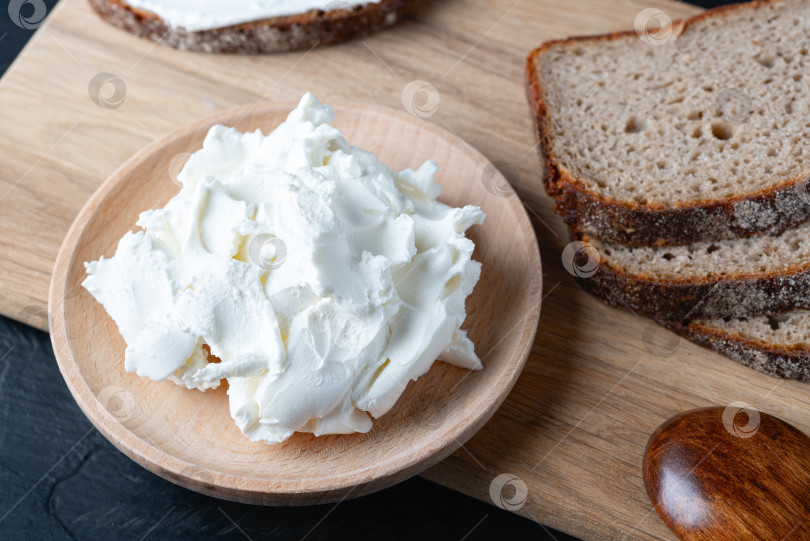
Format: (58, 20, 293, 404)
(4, 0, 810, 539)
(643, 407, 810, 540)
(48, 101, 543, 504)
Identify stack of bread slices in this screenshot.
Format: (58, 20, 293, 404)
(526, 0, 810, 381)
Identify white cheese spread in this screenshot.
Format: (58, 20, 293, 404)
(123, 0, 382, 32)
(83, 93, 485, 443)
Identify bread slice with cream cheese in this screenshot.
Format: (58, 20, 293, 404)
(88, 0, 416, 53)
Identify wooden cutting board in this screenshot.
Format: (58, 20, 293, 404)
(3, 0, 809, 539)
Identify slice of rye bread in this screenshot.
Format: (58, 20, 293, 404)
(662, 312, 810, 381)
(88, 0, 416, 54)
(572, 219, 810, 320)
(526, 0, 810, 246)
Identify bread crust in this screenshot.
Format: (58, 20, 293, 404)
(576, 231, 810, 319)
(525, 0, 810, 247)
(662, 319, 810, 381)
(88, 0, 415, 54)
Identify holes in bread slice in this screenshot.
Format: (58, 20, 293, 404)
(755, 53, 777, 68)
(711, 121, 736, 140)
(624, 116, 645, 134)
(767, 314, 790, 331)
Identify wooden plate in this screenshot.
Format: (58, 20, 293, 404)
(48, 101, 543, 505)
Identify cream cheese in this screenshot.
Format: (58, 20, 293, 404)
(123, 0, 382, 32)
(83, 93, 485, 444)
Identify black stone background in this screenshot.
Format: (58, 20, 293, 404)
(0, 1, 738, 539)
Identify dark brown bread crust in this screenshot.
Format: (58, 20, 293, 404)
(552, 180, 810, 248)
(662, 320, 810, 382)
(525, 0, 810, 247)
(574, 228, 810, 320)
(579, 263, 810, 320)
(88, 0, 415, 54)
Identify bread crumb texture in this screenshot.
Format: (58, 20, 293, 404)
(694, 311, 810, 348)
(589, 219, 810, 279)
(537, 0, 810, 205)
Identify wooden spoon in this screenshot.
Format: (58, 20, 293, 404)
(643, 406, 810, 540)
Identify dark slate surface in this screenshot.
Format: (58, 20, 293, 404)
(0, 0, 734, 540)
(0, 313, 563, 541)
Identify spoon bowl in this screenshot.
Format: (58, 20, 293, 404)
(643, 406, 810, 540)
